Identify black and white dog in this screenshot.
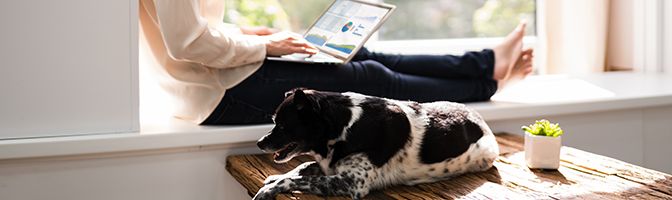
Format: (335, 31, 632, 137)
(254, 88, 499, 200)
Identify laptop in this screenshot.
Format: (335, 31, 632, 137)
(267, 0, 395, 64)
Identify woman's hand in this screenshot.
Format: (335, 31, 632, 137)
(263, 32, 318, 57)
(241, 26, 279, 36)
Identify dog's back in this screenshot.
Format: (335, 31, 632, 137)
(338, 93, 499, 188)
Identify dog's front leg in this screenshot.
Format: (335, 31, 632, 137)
(263, 161, 323, 185)
(253, 173, 369, 200)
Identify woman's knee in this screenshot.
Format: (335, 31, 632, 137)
(344, 60, 399, 96)
(355, 60, 397, 81)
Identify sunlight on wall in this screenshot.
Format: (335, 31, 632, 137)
(139, 31, 176, 127)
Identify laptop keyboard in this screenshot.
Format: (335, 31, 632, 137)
(284, 53, 341, 63)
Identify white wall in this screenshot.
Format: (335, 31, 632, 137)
(642, 106, 672, 172)
(489, 105, 672, 173)
(0, 0, 138, 139)
(0, 145, 260, 200)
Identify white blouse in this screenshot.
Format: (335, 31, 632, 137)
(139, 0, 267, 123)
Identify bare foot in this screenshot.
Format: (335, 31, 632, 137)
(498, 48, 534, 89)
(492, 22, 527, 81)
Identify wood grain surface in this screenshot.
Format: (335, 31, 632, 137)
(226, 133, 672, 199)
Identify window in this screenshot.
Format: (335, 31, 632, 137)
(380, 0, 535, 40)
(224, 0, 536, 40)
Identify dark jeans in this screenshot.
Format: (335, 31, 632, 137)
(201, 48, 497, 125)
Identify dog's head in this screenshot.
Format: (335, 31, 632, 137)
(257, 88, 334, 163)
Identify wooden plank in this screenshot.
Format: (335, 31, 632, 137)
(494, 151, 671, 199)
(560, 147, 672, 196)
(226, 133, 672, 199)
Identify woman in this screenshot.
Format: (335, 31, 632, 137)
(139, 0, 533, 125)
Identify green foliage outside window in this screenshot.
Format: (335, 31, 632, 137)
(473, 0, 536, 37)
(277, 0, 332, 32)
(223, 0, 291, 30)
(224, 0, 535, 39)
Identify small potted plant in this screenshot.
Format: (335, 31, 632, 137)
(522, 119, 564, 169)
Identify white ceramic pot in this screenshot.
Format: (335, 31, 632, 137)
(524, 131, 561, 169)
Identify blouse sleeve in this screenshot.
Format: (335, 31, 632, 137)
(153, 0, 267, 68)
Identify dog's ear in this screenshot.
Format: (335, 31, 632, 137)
(292, 89, 320, 111)
(293, 89, 308, 110)
(284, 87, 307, 99)
(284, 91, 294, 98)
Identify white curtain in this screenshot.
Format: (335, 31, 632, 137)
(664, 0, 672, 73)
(538, 0, 610, 74)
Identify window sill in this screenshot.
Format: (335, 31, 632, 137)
(1, 72, 671, 160)
(0, 121, 274, 161)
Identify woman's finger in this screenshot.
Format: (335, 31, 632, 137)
(292, 46, 318, 55)
(290, 40, 317, 50)
(522, 54, 531, 61)
(290, 47, 308, 54)
(291, 42, 316, 50)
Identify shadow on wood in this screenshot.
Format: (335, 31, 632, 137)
(531, 169, 571, 185)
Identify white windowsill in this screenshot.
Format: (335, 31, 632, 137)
(1, 72, 671, 160)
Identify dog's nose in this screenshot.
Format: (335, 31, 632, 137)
(257, 135, 268, 150)
(256, 140, 265, 149)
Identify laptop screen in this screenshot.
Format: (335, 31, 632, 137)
(304, 0, 393, 58)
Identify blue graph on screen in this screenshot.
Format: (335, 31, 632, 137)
(305, 34, 328, 46)
(325, 43, 355, 54)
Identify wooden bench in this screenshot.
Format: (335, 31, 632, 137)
(226, 133, 672, 199)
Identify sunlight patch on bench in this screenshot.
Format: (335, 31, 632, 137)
(491, 75, 615, 104)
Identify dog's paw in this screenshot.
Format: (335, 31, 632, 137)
(252, 185, 277, 200)
(263, 175, 284, 185)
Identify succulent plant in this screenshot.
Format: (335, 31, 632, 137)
(522, 119, 564, 137)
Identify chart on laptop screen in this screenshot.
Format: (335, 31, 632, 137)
(305, 0, 389, 57)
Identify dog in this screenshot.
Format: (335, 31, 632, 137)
(254, 88, 499, 200)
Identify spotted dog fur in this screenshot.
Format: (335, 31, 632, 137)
(254, 88, 499, 200)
